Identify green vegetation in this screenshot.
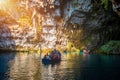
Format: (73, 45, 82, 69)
(100, 41, 120, 54)
(101, 0, 109, 10)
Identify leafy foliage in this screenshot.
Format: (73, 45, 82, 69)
(101, 41, 120, 53)
(101, 0, 109, 10)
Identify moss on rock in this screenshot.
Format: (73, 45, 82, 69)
(100, 40, 120, 54)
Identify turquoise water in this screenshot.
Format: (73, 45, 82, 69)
(0, 52, 120, 80)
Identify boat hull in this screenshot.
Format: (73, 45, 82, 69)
(42, 58, 61, 65)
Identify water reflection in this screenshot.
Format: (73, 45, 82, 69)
(8, 53, 40, 80)
(0, 52, 120, 80)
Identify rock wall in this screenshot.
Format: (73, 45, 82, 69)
(60, 0, 120, 50)
(0, 0, 120, 51)
(0, 25, 15, 50)
(111, 0, 120, 16)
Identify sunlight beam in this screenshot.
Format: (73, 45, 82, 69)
(0, 0, 7, 4)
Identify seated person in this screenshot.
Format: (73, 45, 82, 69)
(49, 51, 54, 60)
(54, 54, 59, 60)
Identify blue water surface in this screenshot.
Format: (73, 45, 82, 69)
(0, 52, 120, 80)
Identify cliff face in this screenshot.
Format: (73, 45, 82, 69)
(60, 0, 120, 50)
(0, 0, 67, 50)
(0, 10, 16, 50)
(0, 0, 120, 51)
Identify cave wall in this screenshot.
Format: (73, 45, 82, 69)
(60, 0, 120, 49)
(0, 0, 120, 51)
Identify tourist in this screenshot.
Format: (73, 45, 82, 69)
(49, 51, 54, 60)
(54, 54, 59, 60)
(46, 53, 51, 60)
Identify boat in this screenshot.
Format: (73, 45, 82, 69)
(42, 50, 61, 65)
(42, 58, 61, 65)
(83, 49, 90, 54)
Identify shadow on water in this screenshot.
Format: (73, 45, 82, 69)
(0, 52, 120, 80)
(0, 52, 16, 80)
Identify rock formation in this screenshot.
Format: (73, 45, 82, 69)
(0, 0, 119, 52)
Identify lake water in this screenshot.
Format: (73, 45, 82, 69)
(0, 52, 120, 80)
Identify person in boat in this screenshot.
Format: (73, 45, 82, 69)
(42, 54, 50, 64)
(53, 48, 61, 60)
(46, 53, 51, 60)
(57, 51, 61, 60)
(83, 49, 86, 54)
(43, 54, 49, 59)
(83, 47, 89, 54)
(86, 49, 89, 54)
(49, 51, 54, 60)
(54, 54, 59, 60)
(53, 48, 57, 54)
(43, 55, 47, 59)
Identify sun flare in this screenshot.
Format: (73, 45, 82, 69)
(0, 0, 8, 9)
(0, 0, 6, 4)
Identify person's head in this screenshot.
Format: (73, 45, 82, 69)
(51, 51, 54, 54)
(54, 48, 56, 50)
(44, 55, 46, 58)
